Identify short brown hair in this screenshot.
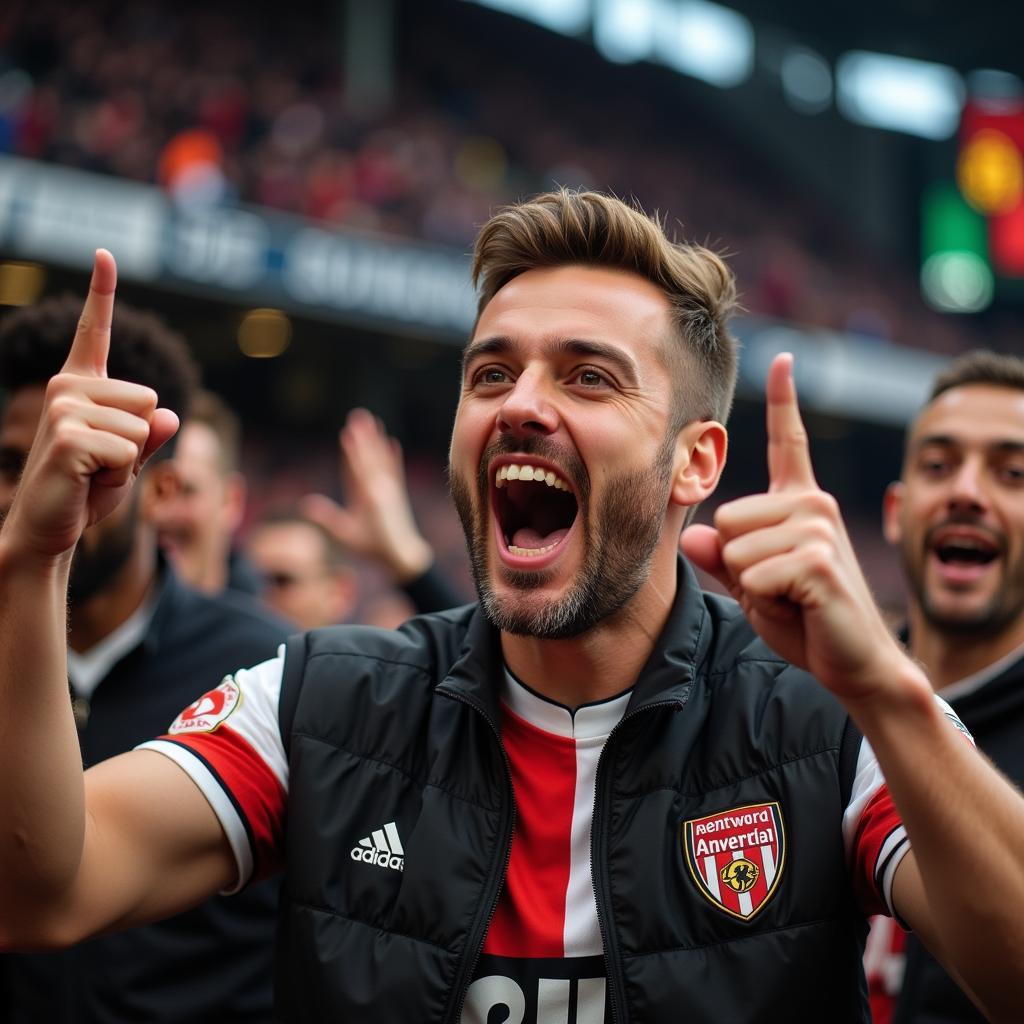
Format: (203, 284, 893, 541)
(472, 189, 739, 427)
(929, 349, 1024, 402)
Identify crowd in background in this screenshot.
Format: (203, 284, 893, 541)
(0, 0, 996, 362)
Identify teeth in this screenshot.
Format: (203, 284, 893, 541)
(494, 463, 571, 491)
(508, 541, 560, 557)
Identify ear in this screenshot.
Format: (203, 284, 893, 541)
(223, 471, 248, 534)
(670, 420, 728, 509)
(139, 459, 181, 520)
(327, 567, 358, 623)
(882, 481, 905, 546)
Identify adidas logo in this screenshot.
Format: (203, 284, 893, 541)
(350, 821, 405, 872)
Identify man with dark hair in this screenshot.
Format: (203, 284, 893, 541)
(866, 349, 1024, 1024)
(2, 192, 1024, 1024)
(0, 293, 288, 1023)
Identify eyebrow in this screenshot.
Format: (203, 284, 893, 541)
(462, 336, 640, 388)
(914, 434, 1024, 454)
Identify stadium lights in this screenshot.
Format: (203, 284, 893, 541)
(465, 0, 589, 37)
(655, 0, 754, 88)
(920, 183, 994, 313)
(836, 51, 965, 140)
(593, 0, 657, 64)
(592, 0, 753, 86)
(238, 308, 292, 358)
(780, 46, 832, 114)
(0, 261, 45, 307)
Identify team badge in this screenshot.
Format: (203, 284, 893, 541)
(683, 801, 785, 921)
(168, 677, 241, 734)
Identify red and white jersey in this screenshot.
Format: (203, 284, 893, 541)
(139, 652, 931, 1023)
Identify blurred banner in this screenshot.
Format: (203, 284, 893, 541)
(0, 154, 947, 425)
(0, 155, 477, 339)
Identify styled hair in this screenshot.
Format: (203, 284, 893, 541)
(472, 188, 739, 427)
(929, 349, 1024, 402)
(188, 389, 243, 475)
(0, 295, 199, 443)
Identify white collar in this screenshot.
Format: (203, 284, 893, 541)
(68, 592, 158, 699)
(501, 668, 631, 741)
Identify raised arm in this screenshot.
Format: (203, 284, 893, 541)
(302, 407, 465, 610)
(0, 252, 234, 950)
(681, 353, 1024, 1022)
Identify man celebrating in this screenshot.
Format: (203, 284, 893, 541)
(1, 191, 1024, 1024)
(0, 297, 289, 1022)
(867, 350, 1024, 1023)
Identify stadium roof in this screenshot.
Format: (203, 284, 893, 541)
(728, 1, 1023, 76)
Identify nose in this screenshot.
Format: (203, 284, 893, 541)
(497, 367, 559, 438)
(947, 456, 987, 513)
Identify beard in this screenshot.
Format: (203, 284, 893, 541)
(68, 493, 139, 604)
(450, 434, 675, 640)
(900, 526, 1024, 639)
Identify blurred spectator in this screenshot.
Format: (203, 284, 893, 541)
(865, 350, 1024, 1024)
(0, 0, 987, 359)
(302, 407, 467, 614)
(0, 295, 286, 1024)
(151, 388, 263, 596)
(245, 509, 357, 629)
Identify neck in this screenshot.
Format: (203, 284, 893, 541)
(188, 542, 228, 595)
(907, 606, 1024, 691)
(500, 546, 679, 708)
(69, 536, 158, 653)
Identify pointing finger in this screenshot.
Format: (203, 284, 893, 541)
(766, 352, 816, 492)
(62, 249, 117, 377)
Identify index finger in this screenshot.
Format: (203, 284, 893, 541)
(62, 249, 117, 377)
(766, 352, 816, 492)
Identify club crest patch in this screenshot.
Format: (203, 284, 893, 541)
(683, 801, 785, 921)
(168, 677, 241, 734)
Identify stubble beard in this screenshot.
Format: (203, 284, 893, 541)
(68, 492, 140, 605)
(449, 435, 675, 640)
(901, 532, 1024, 640)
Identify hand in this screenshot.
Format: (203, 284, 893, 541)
(2, 250, 179, 562)
(680, 353, 903, 703)
(301, 408, 433, 583)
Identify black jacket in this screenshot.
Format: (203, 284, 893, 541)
(0, 568, 290, 1024)
(895, 644, 1024, 1024)
(274, 559, 870, 1023)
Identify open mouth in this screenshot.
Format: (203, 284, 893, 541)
(493, 461, 579, 559)
(930, 530, 1000, 570)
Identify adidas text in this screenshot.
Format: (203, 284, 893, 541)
(350, 847, 405, 871)
(351, 821, 406, 872)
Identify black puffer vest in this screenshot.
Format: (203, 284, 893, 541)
(274, 560, 868, 1022)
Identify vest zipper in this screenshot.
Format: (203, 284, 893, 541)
(591, 699, 683, 1024)
(439, 688, 516, 1024)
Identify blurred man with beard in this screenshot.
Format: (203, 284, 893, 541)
(865, 350, 1024, 1024)
(0, 296, 288, 1024)
(4, 199, 1024, 1024)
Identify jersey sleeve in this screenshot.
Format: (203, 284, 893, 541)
(136, 647, 288, 893)
(842, 694, 974, 920)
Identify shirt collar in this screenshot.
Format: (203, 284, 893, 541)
(501, 667, 631, 740)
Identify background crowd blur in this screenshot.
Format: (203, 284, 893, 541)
(0, 0, 1021, 618)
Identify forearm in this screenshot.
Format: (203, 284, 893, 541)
(848, 664, 1024, 1017)
(0, 537, 86, 923)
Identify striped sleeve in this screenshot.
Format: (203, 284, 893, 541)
(842, 694, 974, 920)
(136, 647, 288, 893)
